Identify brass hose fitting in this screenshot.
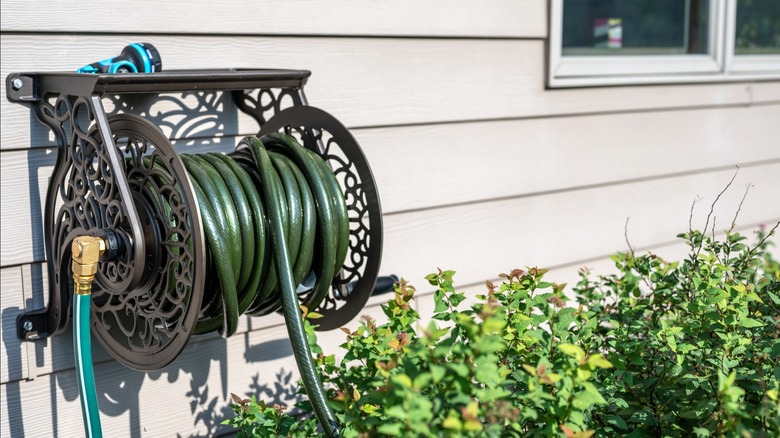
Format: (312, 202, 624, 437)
(72, 236, 107, 296)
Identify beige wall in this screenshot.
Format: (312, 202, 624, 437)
(2, 1, 779, 436)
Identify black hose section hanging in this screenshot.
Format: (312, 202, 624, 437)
(178, 133, 346, 437)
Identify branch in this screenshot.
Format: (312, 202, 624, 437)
(688, 196, 701, 236)
(624, 217, 635, 258)
(711, 216, 717, 241)
(729, 183, 752, 234)
(736, 220, 780, 278)
(624, 217, 653, 291)
(695, 167, 739, 259)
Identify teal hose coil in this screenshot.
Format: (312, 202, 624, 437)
(180, 133, 346, 436)
(73, 293, 103, 438)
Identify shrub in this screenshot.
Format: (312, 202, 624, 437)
(224, 222, 779, 437)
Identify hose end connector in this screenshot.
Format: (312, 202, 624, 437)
(72, 236, 106, 296)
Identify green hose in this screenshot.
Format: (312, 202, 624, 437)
(69, 122, 345, 436)
(74, 293, 103, 437)
(180, 134, 345, 436)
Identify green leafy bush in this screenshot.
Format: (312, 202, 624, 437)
(224, 222, 779, 437)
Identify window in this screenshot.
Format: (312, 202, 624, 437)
(549, 0, 780, 87)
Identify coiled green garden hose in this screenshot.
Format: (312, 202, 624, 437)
(71, 129, 345, 436)
(179, 134, 347, 436)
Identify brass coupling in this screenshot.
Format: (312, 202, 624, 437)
(72, 236, 107, 296)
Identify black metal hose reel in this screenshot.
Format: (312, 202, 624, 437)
(7, 70, 383, 421)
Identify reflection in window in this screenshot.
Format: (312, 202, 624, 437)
(735, 0, 780, 55)
(562, 0, 710, 56)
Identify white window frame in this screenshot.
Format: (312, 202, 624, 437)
(548, 0, 780, 87)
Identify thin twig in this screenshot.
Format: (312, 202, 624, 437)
(624, 217, 652, 291)
(711, 216, 717, 241)
(624, 217, 635, 258)
(696, 168, 739, 260)
(688, 196, 701, 236)
(729, 183, 752, 233)
(737, 220, 780, 278)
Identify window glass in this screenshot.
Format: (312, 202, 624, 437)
(562, 0, 710, 56)
(735, 0, 780, 55)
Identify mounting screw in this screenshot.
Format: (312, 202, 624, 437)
(11, 78, 24, 91)
(22, 320, 33, 332)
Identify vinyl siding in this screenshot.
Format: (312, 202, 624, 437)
(1, 2, 779, 436)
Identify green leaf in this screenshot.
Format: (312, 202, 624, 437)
(604, 414, 628, 431)
(392, 374, 413, 388)
(433, 290, 448, 312)
(377, 422, 404, 435)
(572, 388, 605, 409)
(667, 335, 678, 353)
(610, 397, 629, 409)
(628, 410, 657, 426)
(450, 292, 466, 307)
(482, 318, 506, 333)
(385, 405, 407, 420)
(430, 365, 446, 383)
(558, 343, 586, 360)
(739, 317, 764, 328)
(448, 363, 470, 378)
(442, 416, 462, 430)
(587, 354, 613, 369)
(361, 404, 379, 414)
(476, 335, 505, 353)
(413, 372, 433, 389)
(581, 381, 607, 404)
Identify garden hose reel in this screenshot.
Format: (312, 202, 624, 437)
(8, 69, 384, 371)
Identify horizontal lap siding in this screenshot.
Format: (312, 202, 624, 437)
(0, 35, 757, 149)
(3, 104, 779, 266)
(2, 2, 780, 437)
(381, 164, 780, 288)
(753, 81, 780, 103)
(414, 225, 779, 320)
(1, 267, 29, 384)
(0, 0, 547, 37)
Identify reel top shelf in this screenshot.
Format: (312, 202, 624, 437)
(6, 68, 312, 102)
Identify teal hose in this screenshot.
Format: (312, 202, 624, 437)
(74, 293, 103, 438)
